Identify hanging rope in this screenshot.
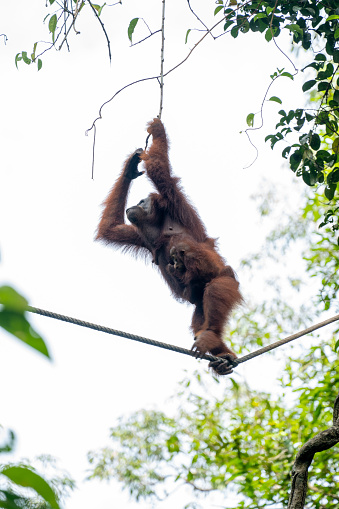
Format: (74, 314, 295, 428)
(27, 306, 339, 368)
(158, 0, 166, 119)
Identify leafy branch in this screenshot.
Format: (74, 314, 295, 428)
(15, 0, 115, 70)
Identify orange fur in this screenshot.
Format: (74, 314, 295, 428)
(96, 119, 242, 375)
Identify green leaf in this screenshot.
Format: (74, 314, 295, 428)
(335, 339, 339, 352)
(91, 3, 105, 15)
(302, 80, 316, 92)
(317, 111, 329, 124)
(313, 403, 323, 422)
(254, 13, 268, 21)
(282, 146, 291, 159)
(316, 149, 332, 162)
(310, 133, 321, 151)
(0, 309, 50, 358)
(290, 150, 302, 171)
(335, 28, 339, 40)
(318, 81, 330, 92)
(230, 26, 239, 38)
(223, 20, 234, 31)
(246, 113, 254, 127)
(38, 59, 42, 71)
(31, 42, 37, 61)
(324, 184, 336, 201)
(128, 18, 139, 42)
(49, 0, 56, 4)
(302, 169, 318, 186)
(265, 28, 273, 42)
(185, 29, 191, 44)
(268, 96, 282, 104)
(15, 53, 22, 69)
(327, 168, 339, 184)
(332, 138, 339, 153)
(326, 15, 339, 22)
(98, 3, 106, 16)
(214, 5, 223, 16)
(0, 285, 28, 311)
(315, 53, 326, 61)
(21, 51, 31, 65)
(49, 14, 57, 42)
(281, 72, 294, 80)
(166, 435, 180, 453)
(1, 466, 60, 509)
(285, 24, 303, 35)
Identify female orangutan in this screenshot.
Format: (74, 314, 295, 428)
(96, 118, 242, 375)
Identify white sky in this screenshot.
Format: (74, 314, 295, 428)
(0, 1, 310, 507)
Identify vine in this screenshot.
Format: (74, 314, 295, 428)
(13, 1, 339, 237)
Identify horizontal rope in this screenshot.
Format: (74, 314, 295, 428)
(27, 306, 221, 363)
(237, 313, 339, 364)
(27, 306, 339, 369)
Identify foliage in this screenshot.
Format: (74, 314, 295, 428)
(14, 0, 109, 70)
(0, 285, 50, 358)
(0, 429, 75, 509)
(214, 0, 339, 233)
(248, 186, 339, 312)
(302, 193, 339, 309)
(0, 281, 73, 507)
(86, 188, 339, 508)
(88, 339, 339, 508)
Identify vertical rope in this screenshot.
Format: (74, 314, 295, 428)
(158, 0, 166, 119)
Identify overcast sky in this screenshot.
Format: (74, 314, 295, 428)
(0, 1, 309, 507)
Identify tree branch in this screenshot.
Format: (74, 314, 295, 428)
(287, 393, 339, 509)
(87, 0, 112, 62)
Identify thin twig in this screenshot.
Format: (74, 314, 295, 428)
(131, 30, 161, 47)
(186, 0, 214, 39)
(85, 15, 226, 137)
(242, 0, 299, 168)
(87, 0, 111, 62)
(243, 63, 298, 169)
(85, 1, 271, 143)
(0, 34, 8, 45)
(86, 76, 159, 135)
(91, 124, 97, 180)
(73, 0, 81, 34)
(130, 17, 161, 46)
(164, 15, 225, 77)
(59, 12, 77, 50)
